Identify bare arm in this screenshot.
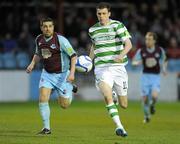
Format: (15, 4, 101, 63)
(132, 59, 142, 66)
(89, 44, 95, 60)
(67, 55, 77, 82)
(114, 38, 132, 62)
(162, 60, 168, 76)
(26, 54, 40, 73)
(131, 49, 142, 66)
(161, 48, 168, 76)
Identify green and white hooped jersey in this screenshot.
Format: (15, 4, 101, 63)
(89, 19, 131, 67)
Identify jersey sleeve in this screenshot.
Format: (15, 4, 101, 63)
(116, 22, 131, 42)
(34, 37, 41, 56)
(133, 49, 142, 61)
(58, 35, 76, 58)
(88, 28, 95, 43)
(160, 47, 167, 62)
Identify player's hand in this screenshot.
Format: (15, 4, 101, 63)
(26, 63, 34, 73)
(114, 55, 124, 63)
(67, 73, 75, 82)
(162, 70, 167, 76)
(132, 60, 142, 66)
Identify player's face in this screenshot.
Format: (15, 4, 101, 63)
(145, 35, 156, 48)
(41, 21, 54, 38)
(96, 8, 111, 26)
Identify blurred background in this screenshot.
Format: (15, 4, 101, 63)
(0, 0, 179, 102)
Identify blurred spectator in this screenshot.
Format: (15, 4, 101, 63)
(17, 32, 30, 53)
(167, 37, 180, 59)
(2, 33, 18, 53)
(0, 0, 179, 69)
(0, 37, 3, 53)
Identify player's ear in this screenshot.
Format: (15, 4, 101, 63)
(40, 25, 43, 31)
(153, 38, 156, 44)
(109, 12, 111, 17)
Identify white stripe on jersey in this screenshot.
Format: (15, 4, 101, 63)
(94, 45, 124, 54)
(95, 55, 127, 63)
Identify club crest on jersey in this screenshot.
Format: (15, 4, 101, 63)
(50, 44, 56, 49)
(108, 28, 114, 32)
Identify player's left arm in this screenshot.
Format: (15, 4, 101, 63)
(114, 24, 132, 62)
(60, 36, 77, 82)
(68, 55, 77, 82)
(114, 38, 132, 62)
(161, 47, 168, 75)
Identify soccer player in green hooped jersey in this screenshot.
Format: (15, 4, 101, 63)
(88, 2, 132, 137)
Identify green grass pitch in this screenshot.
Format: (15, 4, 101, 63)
(0, 100, 180, 144)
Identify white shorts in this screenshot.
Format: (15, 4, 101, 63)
(94, 66, 128, 96)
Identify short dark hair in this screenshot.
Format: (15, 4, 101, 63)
(146, 32, 158, 41)
(40, 17, 54, 26)
(96, 2, 111, 12)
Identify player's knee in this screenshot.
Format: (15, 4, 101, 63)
(119, 100, 128, 109)
(59, 101, 70, 109)
(39, 94, 49, 102)
(57, 97, 71, 109)
(119, 96, 128, 109)
(120, 103, 128, 109)
(60, 103, 70, 109)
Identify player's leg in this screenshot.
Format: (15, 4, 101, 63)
(98, 81, 113, 104)
(141, 74, 151, 123)
(150, 90, 158, 114)
(98, 82, 126, 136)
(142, 95, 150, 123)
(95, 67, 127, 137)
(37, 70, 54, 134)
(113, 67, 128, 136)
(56, 71, 74, 109)
(114, 84, 128, 109)
(113, 65, 128, 109)
(118, 96, 128, 109)
(112, 90, 119, 106)
(150, 75, 160, 114)
(57, 86, 73, 109)
(38, 87, 52, 134)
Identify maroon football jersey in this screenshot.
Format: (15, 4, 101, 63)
(140, 47, 162, 74)
(36, 32, 62, 73)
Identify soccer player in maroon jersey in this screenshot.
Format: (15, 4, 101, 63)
(26, 17, 77, 134)
(132, 32, 167, 123)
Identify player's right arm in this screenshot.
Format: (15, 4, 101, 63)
(26, 54, 40, 73)
(89, 44, 95, 60)
(132, 49, 142, 66)
(26, 37, 41, 73)
(88, 27, 95, 60)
